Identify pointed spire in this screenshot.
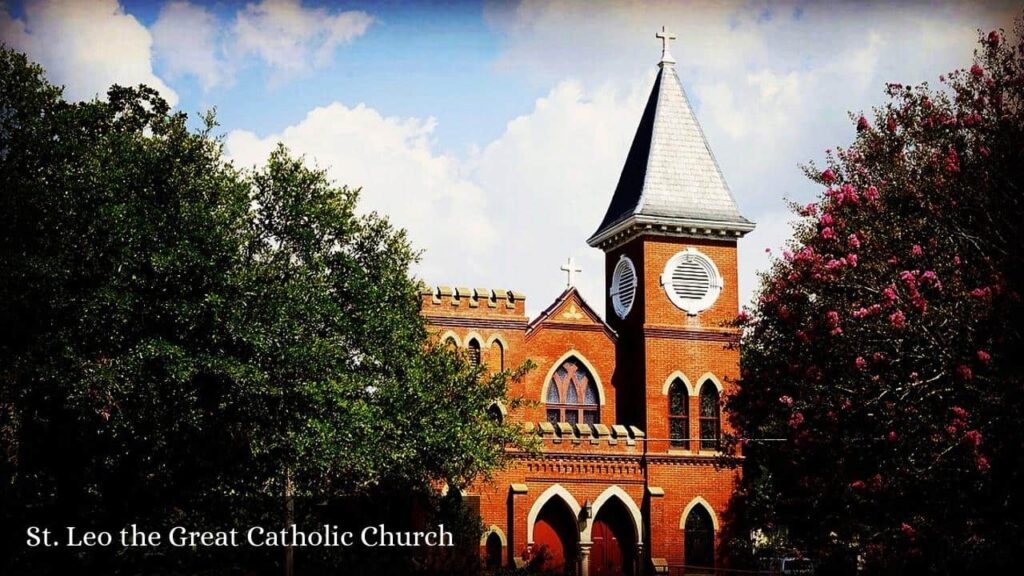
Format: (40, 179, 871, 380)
(587, 27, 754, 248)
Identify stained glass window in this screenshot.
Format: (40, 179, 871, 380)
(669, 378, 689, 449)
(699, 381, 720, 451)
(545, 358, 599, 424)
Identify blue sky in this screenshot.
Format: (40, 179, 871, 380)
(2, 0, 1020, 316)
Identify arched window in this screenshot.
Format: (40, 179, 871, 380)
(485, 531, 502, 568)
(493, 340, 505, 371)
(699, 381, 720, 451)
(467, 338, 481, 366)
(684, 504, 715, 568)
(487, 403, 503, 424)
(669, 378, 689, 449)
(444, 336, 458, 351)
(545, 359, 599, 425)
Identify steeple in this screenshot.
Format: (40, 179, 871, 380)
(587, 27, 754, 249)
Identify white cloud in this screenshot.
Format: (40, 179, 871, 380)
(1, 0, 176, 105)
(225, 103, 497, 285)
(468, 79, 650, 314)
(151, 1, 226, 90)
(234, 0, 373, 77)
(149, 0, 374, 90)
(483, 0, 1018, 308)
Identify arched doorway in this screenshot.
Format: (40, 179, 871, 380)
(533, 497, 579, 575)
(591, 497, 637, 576)
(684, 504, 715, 570)
(485, 531, 502, 568)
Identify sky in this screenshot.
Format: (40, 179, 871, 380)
(2, 0, 1020, 317)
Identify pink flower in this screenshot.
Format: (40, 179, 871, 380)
(821, 227, 835, 240)
(779, 395, 794, 407)
(820, 213, 834, 226)
(942, 146, 958, 171)
(850, 480, 866, 490)
(945, 148, 960, 173)
(911, 245, 923, 256)
(977, 350, 991, 363)
(887, 431, 898, 442)
(957, 365, 973, 381)
(953, 256, 962, 266)
(976, 454, 991, 472)
(847, 254, 858, 267)
(963, 430, 982, 448)
(889, 310, 906, 328)
(826, 310, 840, 326)
(901, 523, 916, 539)
(970, 287, 990, 298)
(988, 30, 1000, 45)
(863, 185, 880, 201)
(970, 63, 984, 77)
(900, 270, 917, 288)
(884, 286, 898, 302)
(737, 310, 751, 323)
(886, 115, 897, 132)
(855, 357, 867, 370)
(847, 233, 861, 249)
(782, 250, 793, 261)
(821, 168, 836, 183)
(789, 412, 804, 428)
(951, 406, 969, 419)
(857, 115, 870, 131)
(946, 424, 959, 435)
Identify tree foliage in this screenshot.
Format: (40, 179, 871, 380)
(0, 46, 529, 574)
(728, 22, 1024, 575)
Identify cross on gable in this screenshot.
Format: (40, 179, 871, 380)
(560, 257, 582, 288)
(656, 25, 676, 65)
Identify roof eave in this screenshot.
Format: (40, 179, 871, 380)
(587, 213, 756, 249)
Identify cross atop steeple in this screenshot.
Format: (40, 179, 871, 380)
(560, 257, 582, 288)
(656, 25, 676, 66)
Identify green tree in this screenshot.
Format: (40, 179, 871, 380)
(0, 46, 529, 574)
(727, 23, 1023, 575)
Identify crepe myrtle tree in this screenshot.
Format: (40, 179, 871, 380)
(0, 47, 532, 574)
(726, 23, 1023, 576)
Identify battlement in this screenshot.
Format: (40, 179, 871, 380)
(519, 421, 647, 454)
(419, 285, 527, 318)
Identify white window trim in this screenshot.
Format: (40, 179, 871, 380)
(661, 248, 723, 315)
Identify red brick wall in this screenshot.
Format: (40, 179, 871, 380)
(419, 229, 746, 571)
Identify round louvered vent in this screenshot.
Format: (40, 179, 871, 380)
(662, 249, 722, 314)
(610, 256, 637, 319)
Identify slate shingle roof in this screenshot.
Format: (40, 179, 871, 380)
(588, 59, 753, 246)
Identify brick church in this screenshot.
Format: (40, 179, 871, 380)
(420, 28, 754, 576)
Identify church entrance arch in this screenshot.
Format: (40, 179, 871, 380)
(532, 497, 579, 575)
(590, 497, 637, 576)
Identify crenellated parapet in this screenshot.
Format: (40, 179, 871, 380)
(519, 421, 647, 454)
(419, 285, 527, 318)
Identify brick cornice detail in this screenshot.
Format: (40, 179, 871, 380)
(643, 325, 739, 343)
(423, 315, 529, 331)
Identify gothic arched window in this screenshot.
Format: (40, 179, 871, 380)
(684, 504, 715, 568)
(444, 336, 458, 351)
(487, 403, 504, 424)
(545, 358, 599, 425)
(699, 381, 721, 451)
(669, 378, 689, 448)
(467, 338, 481, 366)
(493, 340, 505, 371)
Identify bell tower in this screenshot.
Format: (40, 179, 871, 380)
(588, 28, 754, 450)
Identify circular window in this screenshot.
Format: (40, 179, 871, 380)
(610, 256, 637, 319)
(661, 248, 723, 315)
